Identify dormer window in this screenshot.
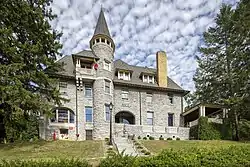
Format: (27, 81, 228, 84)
(118, 71, 131, 81)
(143, 74, 155, 84)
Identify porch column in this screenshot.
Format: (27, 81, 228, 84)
(199, 105, 205, 117)
(223, 108, 228, 118)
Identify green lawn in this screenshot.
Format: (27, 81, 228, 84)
(0, 140, 105, 160)
(142, 140, 250, 154)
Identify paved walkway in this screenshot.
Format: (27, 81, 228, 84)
(114, 136, 138, 156)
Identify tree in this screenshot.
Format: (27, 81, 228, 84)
(193, 1, 250, 141)
(0, 0, 63, 141)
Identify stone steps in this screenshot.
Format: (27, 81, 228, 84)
(114, 136, 138, 156)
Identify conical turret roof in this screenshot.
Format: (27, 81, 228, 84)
(93, 8, 111, 37)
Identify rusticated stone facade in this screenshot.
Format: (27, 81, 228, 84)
(39, 9, 190, 141)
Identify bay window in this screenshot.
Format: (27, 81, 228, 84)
(51, 108, 74, 123)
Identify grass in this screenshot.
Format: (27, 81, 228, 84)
(0, 140, 105, 160)
(142, 140, 250, 153)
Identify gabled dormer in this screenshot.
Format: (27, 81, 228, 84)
(117, 70, 132, 81)
(141, 72, 155, 84)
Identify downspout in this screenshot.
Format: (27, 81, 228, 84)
(139, 90, 142, 125)
(75, 80, 78, 139)
(181, 96, 184, 127)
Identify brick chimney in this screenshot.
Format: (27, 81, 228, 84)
(156, 51, 168, 87)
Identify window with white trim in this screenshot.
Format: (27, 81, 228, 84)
(85, 85, 92, 98)
(168, 113, 174, 126)
(105, 80, 111, 94)
(146, 93, 152, 103)
(147, 111, 154, 125)
(121, 90, 128, 100)
(104, 60, 110, 71)
(85, 107, 93, 123)
(50, 108, 74, 123)
(142, 75, 155, 84)
(118, 71, 131, 81)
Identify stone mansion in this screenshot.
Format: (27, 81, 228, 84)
(39, 9, 190, 141)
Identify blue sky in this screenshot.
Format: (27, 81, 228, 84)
(50, 0, 238, 91)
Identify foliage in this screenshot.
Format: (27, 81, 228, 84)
(99, 146, 250, 167)
(192, 0, 250, 140)
(0, 159, 91, 167)
(198, 117, 221, 140)
(136, 145, 143, 149)
(159, 136, 164, 140)
(176, 137, 180, 140)
(0, 0, 64, 141)
(149, 136, 154, 140)
(239, 119, 250, 140)
(137, 136, 141, 140)
(189, 125, 198, 139)
(143, 137, 147, 140)
(166, 138, 172, 140)
(99, 150, 137, 167)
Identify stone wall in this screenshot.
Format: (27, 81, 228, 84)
(114, 86, 183, 128)
(114, 124, 190, 140)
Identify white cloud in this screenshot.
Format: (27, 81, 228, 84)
(50, 0, 239, 91)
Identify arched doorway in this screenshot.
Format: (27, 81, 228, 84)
(115, 111, 135, 124)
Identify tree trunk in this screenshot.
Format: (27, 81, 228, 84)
(234, 110, 240, 141)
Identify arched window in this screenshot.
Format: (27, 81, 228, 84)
(50, 108, 75, 123)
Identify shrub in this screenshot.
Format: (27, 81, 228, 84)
(99, 151, 137, 167)
(137, 136, 141, 140)
(99, 146, 250, 167)
(0, 159, 91, 167)
(198, 117, 221, 140)
(105, 137, 109, 142)
(137, 145, 143, 149)
(149, 136, 155, 140)
(143, 137, 147, 140)
(167, 137, 172, 140)
(176, 137, 180, 140)
(189, 125, 198, 139)
(134, 142, 140, 146)
(159, 136, 164, 140)
(107, 147, 113, 150)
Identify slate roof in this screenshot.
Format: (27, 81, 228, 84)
(93, 8, 111, 37)
(54, 55, 186, 93)
(72, 50, 99, 59)
(114, 60, 184, 92)
(56, 55, 75, 78)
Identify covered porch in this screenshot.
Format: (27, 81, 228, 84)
(183, 103, 228, 127)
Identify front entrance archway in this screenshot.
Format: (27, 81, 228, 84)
(115, 111, 135, 124)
